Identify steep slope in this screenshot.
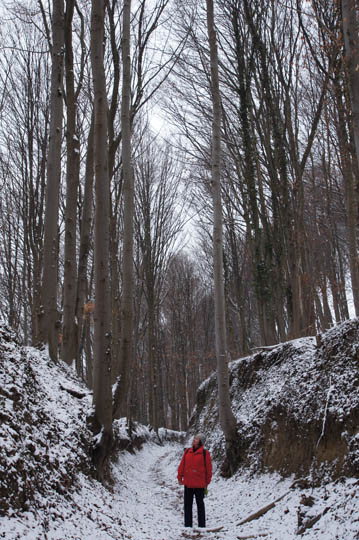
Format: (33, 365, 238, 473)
(189, 318, 359, 481)
(0, 324, 94, 516)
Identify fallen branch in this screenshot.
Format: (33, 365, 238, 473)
(60, 384, 88, 399)
(296, 507, 329, 535)
(237, 491, 290, 526)
(193, 526, 224, 533)
(237, 534, 268, 539)
(290, 478, 310, 490)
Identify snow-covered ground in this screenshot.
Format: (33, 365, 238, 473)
(1, 322, 359, 540)
(1, 440, 358, 539)
(112, 443, 359, 540)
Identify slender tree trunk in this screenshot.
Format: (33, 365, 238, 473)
(113, 0, 134, 420)
(76, 114, 95, 376)
(333, 71, 359, 318)
(110, 214, 121, 385)
(144, 208, 158, 430)
(90, 0, 113, 477)
(30, 127, 47, 347)
(85, 317, 93, 389)
(62, 0, 80, 366)
(148, 298, 159, 430)
(206, 0, 239, 476)
(178, 344, 188, 431)
(341, 0, 359, 315)
(32, 252, 43, 345)
(320, 277, 333, 330)
(39, 0, 64, 361)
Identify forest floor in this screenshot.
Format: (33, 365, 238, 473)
(3, 440, 358, 540)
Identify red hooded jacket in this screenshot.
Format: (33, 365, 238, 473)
(177, 446, 212, 489)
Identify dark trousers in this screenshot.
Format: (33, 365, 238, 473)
(184, 486, 205, 528)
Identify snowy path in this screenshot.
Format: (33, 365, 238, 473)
(111, 443, 185, 539)
(112, 442, 359, 540)
(2, 441, 358, 539)
(111, 442, 292, 540)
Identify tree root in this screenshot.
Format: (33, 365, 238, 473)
(91, 429, 113, 482)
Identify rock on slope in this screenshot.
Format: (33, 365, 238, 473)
(189, 318, 359, 481)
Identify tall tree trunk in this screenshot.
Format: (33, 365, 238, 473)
(62, 0, 80, 366)
(333, 70, 359, 319)
(113, 0, 134, 420)
(148, 298, 159, 430)
(206, 0, 239, 477)
(90, 0, 113, 478)
(144, 205, 158, 430)
(110, 214, 121, 385)
(76, 114, 95, 377)
(341, 0, 359, 315)
(39, 0, 65, 361)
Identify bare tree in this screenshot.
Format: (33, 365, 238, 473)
(169, 0, 349, 347)
(113, 0, 134, 420)
(161, 252, 216, 430)
(133, 138, 185, 430)
(206, 0, 239, 476)
(90, 0, 113, 477)
(341, 0, 359, 315)
(62, 0, 81, 366)
(106, 0, 180, 388)
(38, 0, 65, 361)
(0, 17, 50, 343)
(75, 113, 95, 379)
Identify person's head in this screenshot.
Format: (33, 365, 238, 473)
(192, 432, 206, 449)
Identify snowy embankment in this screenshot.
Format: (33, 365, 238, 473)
(190, 319, 359, 481)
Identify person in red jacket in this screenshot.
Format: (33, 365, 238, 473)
(177, 433, 212, 528)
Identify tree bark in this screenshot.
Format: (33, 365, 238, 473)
(205, 0, 239, 476)
(76, 114, 95, 377)
(341, 0, 359, 315)
(39, 0, 65, 361)
(113, 0, 134, 419)
(62, 0, 80, 367)
(90, 0, 113, 475)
